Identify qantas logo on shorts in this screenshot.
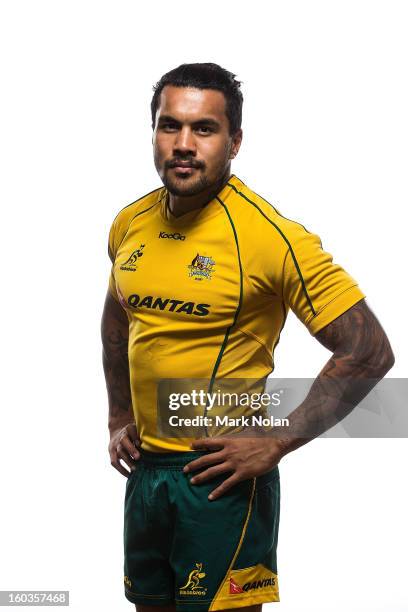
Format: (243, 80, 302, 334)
(127, 294, 210, 316)
(241, 576, 276, 591)
(229, 578, 244, 594)
(228, 564, 278, 595)
(229, 574, 276, 594)
(179, 563, 207, 597)
(159, 231, 186, 240)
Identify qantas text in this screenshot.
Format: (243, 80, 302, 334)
(127, 294, 210, 316)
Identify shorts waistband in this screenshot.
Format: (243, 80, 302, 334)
(138, 448, 212, 469)
(137, 449, 280, 486)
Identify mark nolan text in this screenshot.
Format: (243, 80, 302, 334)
(168, 415, 289, 427)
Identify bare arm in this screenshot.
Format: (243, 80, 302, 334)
(101, 289, 140, 476)
(275, 298, 395, 455)
(185, 299, 395, 499)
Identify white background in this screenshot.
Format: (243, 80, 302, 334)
(0, 1, 407, 611)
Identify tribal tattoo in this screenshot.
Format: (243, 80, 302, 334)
(101, 292, 133, 422)
(315, 298, 394, 378)
(273, 298, 395, 454)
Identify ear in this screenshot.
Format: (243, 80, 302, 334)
(229, 128, 243, 159)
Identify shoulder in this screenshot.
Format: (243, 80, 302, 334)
(108, 186, 165, 259)
(228, 175, 319, 248)
(111, 185, 164, 231)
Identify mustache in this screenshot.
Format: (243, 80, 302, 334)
(166, 159, 204, 169)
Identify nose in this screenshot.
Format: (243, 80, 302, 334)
(173, 126, 196, 157)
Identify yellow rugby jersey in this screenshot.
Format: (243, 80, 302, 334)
(107, 174, 365, 452)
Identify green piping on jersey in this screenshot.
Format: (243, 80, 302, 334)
(114, 186, 163, 219)
(227, 181, 316, 317)
(201, 196, 244, 436)
(271, 301, 288, 366)
(116, 194, 166, 255)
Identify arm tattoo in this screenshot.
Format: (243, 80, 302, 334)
(101, 295, 133, 421)
(274, 299, 395, 454)
(315, 299, 394, 378)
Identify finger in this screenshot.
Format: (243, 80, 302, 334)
(120, 434, 140, 460)
(191, 437, 225, 451)
(117, 444, 138, 472)
(190, 463, 232, 485)
(183, 451, 225, 473)
(208, 474, 242, 501)
(125, 423, 140, 445)
(110, 453, 132, 478)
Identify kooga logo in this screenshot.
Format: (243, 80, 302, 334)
(159, 231, 186, 241)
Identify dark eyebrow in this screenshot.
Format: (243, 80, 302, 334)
(193, 118, 220, 129)
(157, 115, 220, 129)
(157, 115, 179, 124)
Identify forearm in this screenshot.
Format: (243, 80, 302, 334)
(273, 360, 390, 456)
(102, 348, 133, 433)
(274, 300, 395, 456)
(101, 292, 135, 433)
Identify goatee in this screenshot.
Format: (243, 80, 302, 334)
(162, 172, 210, 197)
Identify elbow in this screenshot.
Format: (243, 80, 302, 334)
(373, 339, 395, 377)
(379, 345, 395, 375)
(354, 335, 395, 378)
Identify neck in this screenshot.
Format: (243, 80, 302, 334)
(167, 168, 233, 218)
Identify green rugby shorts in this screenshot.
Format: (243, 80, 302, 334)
(123, 449, 280, 610)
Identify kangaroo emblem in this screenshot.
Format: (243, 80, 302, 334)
(123, 245, 145, 266)
(180, 563, 206, 590)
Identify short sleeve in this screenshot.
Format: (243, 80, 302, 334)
(282, 227, 366, 335)
(107, 218, 120, 302)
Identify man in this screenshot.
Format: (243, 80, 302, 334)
(101, 63, 394, 612)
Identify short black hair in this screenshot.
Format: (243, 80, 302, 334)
(151, 62, 243, 136)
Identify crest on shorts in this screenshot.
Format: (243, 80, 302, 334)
(179, 562, 207, 596)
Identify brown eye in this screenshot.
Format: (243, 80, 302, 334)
(162, 123, 178, 131)
(196, 126, 212, 134)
